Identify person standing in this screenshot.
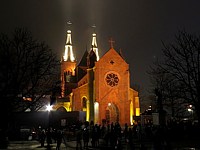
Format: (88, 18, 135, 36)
(46, 128, 52, 149)
(76, 127, 82, 150)
(56, 130, 63, 150)
(39, 130, 46, 147)
(83, 127, 89, 149)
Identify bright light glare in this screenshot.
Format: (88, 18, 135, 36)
(91, 33, 99, 61)
(63, 30, 75, 62)
(46, 105, 53, 112)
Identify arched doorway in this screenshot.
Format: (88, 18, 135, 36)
(105, 103, 119, 123)
(57, 106, 67, 112)
(82, 97, 89, 121)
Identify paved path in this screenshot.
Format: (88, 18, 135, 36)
(4, 138, 200, 150)
(4, 138, 153, 150)
(5, 140, 67, 150)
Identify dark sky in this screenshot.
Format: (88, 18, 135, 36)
(1, 0, 200, 99)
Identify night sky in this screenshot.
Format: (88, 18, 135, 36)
(1, 0, 200, 104)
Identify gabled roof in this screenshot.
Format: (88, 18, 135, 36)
(75, 49, 88, 81)
(97, 48, 127, 65)
(77, 49, 88, 67)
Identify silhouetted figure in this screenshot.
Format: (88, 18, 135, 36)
(56, 130, 63, 150)
(124, 123, 128, 140)
(152, 127, 162, 150)
(136, 123, 142, 141)
(127, 128, 134, 149)
(110, 123, 115, 148)
(103, 125, 110, 146)
(46, 128, 52, 149)
(83, 127, 89, 149)
(94, 124, 100, 147)
(91, 125, 96, 148)
(39, 130, 46, 147)
(76, 128, 82, 150)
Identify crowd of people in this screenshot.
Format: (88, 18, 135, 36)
(35, 119, 200, 150)
(37, 127, 64, 150)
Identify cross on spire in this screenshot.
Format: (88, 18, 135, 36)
(109, 38, 115, 49)
(67, 20, 72, 25)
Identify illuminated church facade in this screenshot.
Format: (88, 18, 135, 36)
(54, 28, 140, 126)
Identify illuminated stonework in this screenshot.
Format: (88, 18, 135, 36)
(105, 73, 119, 87)
(91, 33, 99, 61)
(58, 27, 140, 126)
(63, 30, 75, 62)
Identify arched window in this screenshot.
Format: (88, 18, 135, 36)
(65, 71, 71, 82)
(82, 97, 87, 109)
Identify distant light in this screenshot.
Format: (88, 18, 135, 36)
(108, 103, 111, 106)
(46, 105, 53, 112)
(92, 24, 96, 28)
(188, 108, 192, 112)
(67, 21, 72, 25)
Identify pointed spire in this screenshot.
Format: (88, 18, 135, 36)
(91, 25, 99, 61)
(87, 46, 97, 68)
(63, 21, 75, 62)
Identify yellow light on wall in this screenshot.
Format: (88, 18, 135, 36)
(135, 97, 139, 107)
(94, 102, 99, 124)
(86, 100, 90, 121)
(136, 108, 140, 116)
(130, 100, 133, 125)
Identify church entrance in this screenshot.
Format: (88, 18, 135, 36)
(105, 103, 119, 123)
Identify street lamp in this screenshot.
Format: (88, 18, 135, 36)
(46, 104, 53, 149)
(187, 105, 193, 120)
(46, 104, 53, 128)
(46, 104, 53, 112)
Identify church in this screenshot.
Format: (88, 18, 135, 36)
(53, 27, 140, 126)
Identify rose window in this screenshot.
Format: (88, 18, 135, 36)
(105, 73, 119, 87)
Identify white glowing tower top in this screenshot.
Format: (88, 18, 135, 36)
(91, 32, 99, 61)
(63, 30, 75, 62)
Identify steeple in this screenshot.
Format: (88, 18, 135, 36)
(63, 22, 75, 62)
(91, 25, 99, 61)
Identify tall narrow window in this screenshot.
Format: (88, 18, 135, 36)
(82, 97, 87, 111)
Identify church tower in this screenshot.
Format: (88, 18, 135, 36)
(61, 27, 77, 98)
(91, 32, 99, 61)
(90, 25, 99, 61)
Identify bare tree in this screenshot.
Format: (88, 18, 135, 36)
(148, 63, 185, 118)
(0, 28, 60, 117)
(149, 30, 200, 123)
